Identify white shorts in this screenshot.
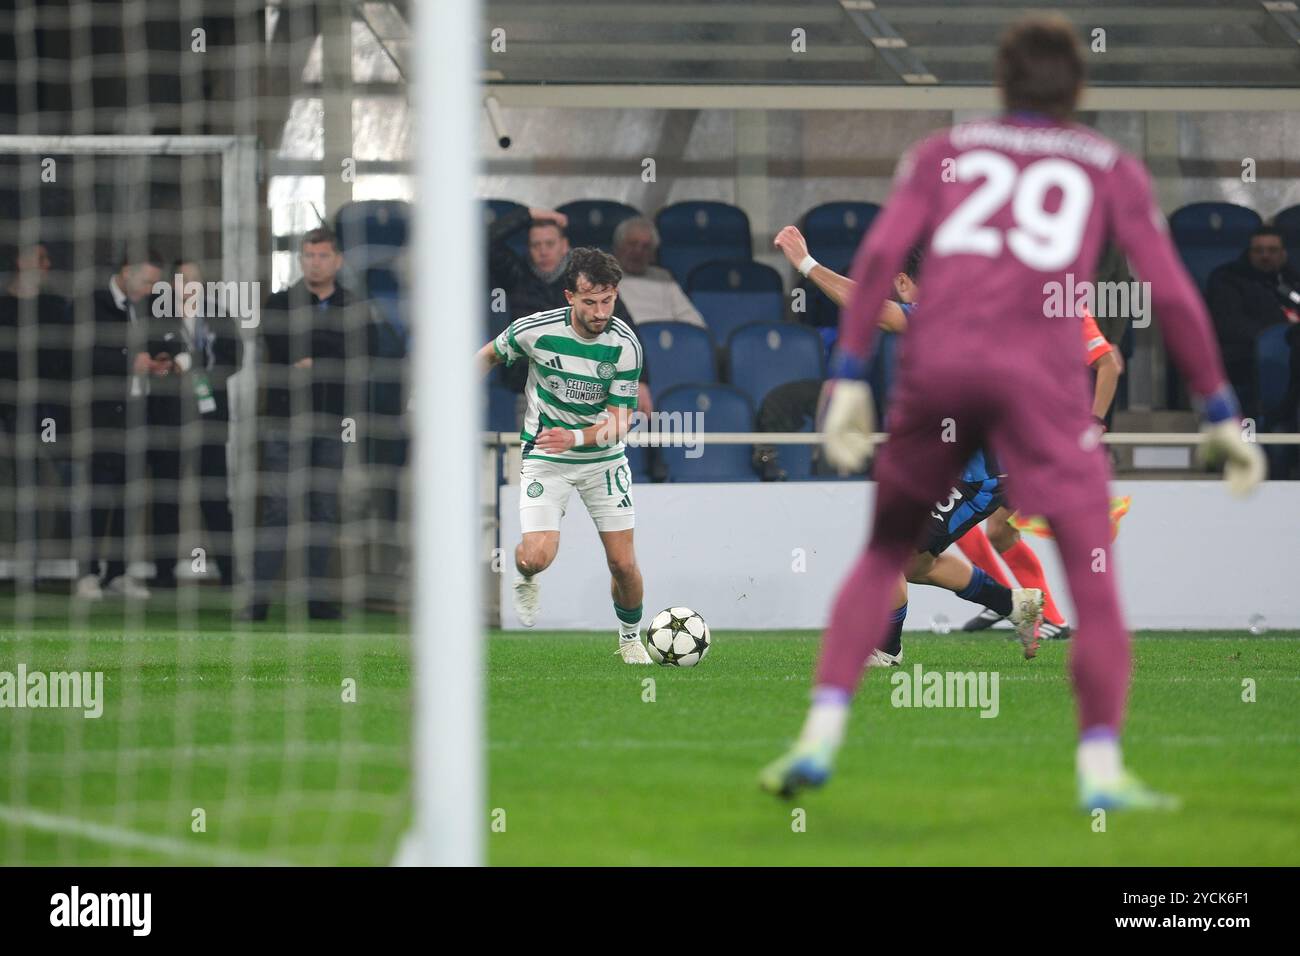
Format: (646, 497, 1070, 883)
(518, 455, 635, 534)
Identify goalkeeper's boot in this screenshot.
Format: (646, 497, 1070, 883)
(868, 647, 903, 668)
(759, 741, 836, 798)
(1078, 771, 1181, 813)
(962, 607, 1004, 631)
(1008, 587, 1044, 659)
(512, 575, 540, 627)
(617, 636, 654, 664)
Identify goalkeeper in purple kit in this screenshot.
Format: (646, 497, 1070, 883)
(760, 15, 1265, 810)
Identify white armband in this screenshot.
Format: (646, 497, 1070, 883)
(571, 428, 586, 448)
(797, 255, 819, 278)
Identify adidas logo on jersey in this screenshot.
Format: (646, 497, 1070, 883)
(546, 356, 564, 371)
(616, 495, 632, 508)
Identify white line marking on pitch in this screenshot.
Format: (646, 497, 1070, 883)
(0, 804, 294, 866)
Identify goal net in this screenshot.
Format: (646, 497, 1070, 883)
(0, 0, 460, 865)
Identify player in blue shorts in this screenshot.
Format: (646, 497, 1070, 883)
(776, 227, 1043, 666)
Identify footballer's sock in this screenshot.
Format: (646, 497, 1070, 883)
(1052, 503, 1130, 730)
(615, 601, 642, 641)
(955, 526, 1014, 589)
(1077, 726, 1123, 785)
(1001, 539, 1065, 625)
(799, 686, 851, 751)
(883, 603, 907, 656)
(956, 565, 1013, 617)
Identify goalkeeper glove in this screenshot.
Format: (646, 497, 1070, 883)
(1197, 386, 1266, 496)
(819, 352, 877, 474)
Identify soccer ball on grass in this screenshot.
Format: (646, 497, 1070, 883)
(646, 607, 711, 667)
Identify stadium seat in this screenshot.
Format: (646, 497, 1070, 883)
(1255, 323, 1292, 427)
(779, 419, 817, 481)
(623, 433, 654, 482)
(335, 200, 410, 273)
(637, 321, 717, 399)
(654, 201, 752, 287)
(725, 321, 825, 409)
(800, 201, 880, 268)
(655, 384, 758, 482)
(556, 199, 641, 252)
(1275, 204, 1300, 263)
(1254, 323, 1295, 480)
(1168, 202, 1262, 293)
(867, 330, 902, 419)
(483, 197, 529, 260)
(487, 384, 520, 434)
(686, 260, 786, 343)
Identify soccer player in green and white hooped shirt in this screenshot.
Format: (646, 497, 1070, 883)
(477, 247, 653, 664)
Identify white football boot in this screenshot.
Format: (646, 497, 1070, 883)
(618, 636, 654, 664)
(513, 576, 540, 627)
(75, 574, 104, 601)
(1008, 587, 1044, 659)
(107, 575, 152, 600)
(868, 647, 903, 667)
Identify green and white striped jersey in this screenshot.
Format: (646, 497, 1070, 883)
(493, 307, 642, 465)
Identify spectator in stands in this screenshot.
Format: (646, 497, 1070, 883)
(611, 217, 706, 329)
(1207, 225, 1300, 418)
(243, 227, 370, 621)
(488, 206, 575, 320)
(487, 204, 652, 411)
(77, 248, 167, 600)
(0, 242, 77, 579)
(146, 260, 242, 589)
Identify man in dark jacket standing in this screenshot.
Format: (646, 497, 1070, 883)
(0, 242, 76, 578)
(147, 260, 244, 589)
(1206, 225, 1300, 418)
(243, 227, 368, 620)
(76, 249, 166, 600)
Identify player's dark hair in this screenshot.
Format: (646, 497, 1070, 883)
(564, 247, 623, 292)
(302, 227, 340, 252)
(902, 244, 924, 281)
(995, 16, 1085, 120)
(529, 217, 567, 240)
(1251, 225, 1285, 243)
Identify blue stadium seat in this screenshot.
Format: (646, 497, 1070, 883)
(779, 419, 817, 481)
(1255, 323, 1292, 427)
(654, 201, 752, 287)
(800, 201, 880, 267)
(1275, 204, 1300, 263)
(487, 384, 520, 433)
(686, 260, 786, 342)
(656, 384, 757, 482)
(365, 265, 401, 298)
(1169, 202, 1261, 293)
(370, 291, 408, 349)
(637, 321, 717, 399)
(726, 321, 825, 409)
(623, 432, 653, 481)
(1255, 323, 1295, 480)
(557, 199, 642, 252)
(336, 200, 410, 272)
(484, 302, 510, 343)
(483, 198, 529, 260)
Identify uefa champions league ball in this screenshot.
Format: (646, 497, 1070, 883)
(646, 607, 711, 667)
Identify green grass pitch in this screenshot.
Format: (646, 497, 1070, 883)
(2, 606, 1297, 865)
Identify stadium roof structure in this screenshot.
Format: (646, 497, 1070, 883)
(477, 0, 1300, 110)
